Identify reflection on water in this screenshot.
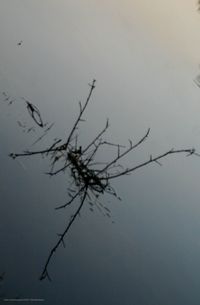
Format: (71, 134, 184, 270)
(1, 0, 200, 304)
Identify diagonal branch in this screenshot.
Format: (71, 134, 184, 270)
(62, 79, 96, 152)
(82, 118, 109, 154)
(55, 186, 85, 210)
(102, 148, 198, 180)
(39, 186, 88, 281)
(98, 128, 150, 174)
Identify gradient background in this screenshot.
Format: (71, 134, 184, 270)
(1, 1, 200, 304)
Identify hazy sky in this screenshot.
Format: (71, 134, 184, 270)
(1, 1, 200, 304)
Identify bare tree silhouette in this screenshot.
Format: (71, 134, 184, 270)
(9, 80, 199, 281)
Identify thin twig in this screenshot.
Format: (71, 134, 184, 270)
(39, 186, 88, 281)
(98, 128, 150, 174)
(63, 79, 96, 152)
(102, 148, 197, 180)
(55, 186, 85, 210)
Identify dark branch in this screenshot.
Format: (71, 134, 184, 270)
(62, 79, 96, 152)
(102, 148, 198, 180)
(39, 186, 88, 281)
(98, 128, 150, 174)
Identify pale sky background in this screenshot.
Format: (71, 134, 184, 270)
(1, 1, 200, 304)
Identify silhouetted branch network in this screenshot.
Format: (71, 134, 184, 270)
(9, 79, 199, 281)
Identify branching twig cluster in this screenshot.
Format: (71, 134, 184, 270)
(9, 79, 199, 281)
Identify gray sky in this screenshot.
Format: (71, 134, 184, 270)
(1, 1, 200, 304)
